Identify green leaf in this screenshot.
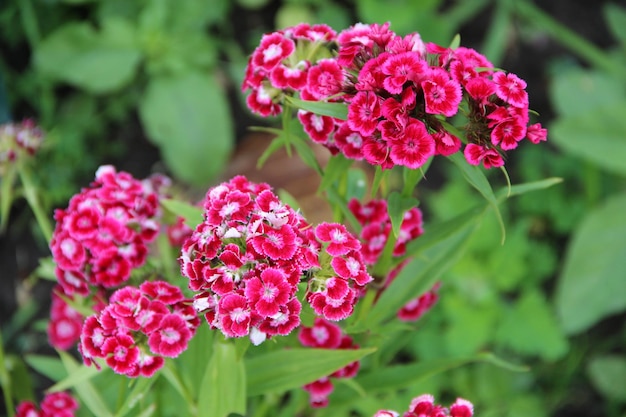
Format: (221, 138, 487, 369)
(495, 289, 569, 361)
(245, 347, 375, 396)
(197, 339, 246, 417)
(48, 356, 104, 393)
(161, 198, 203, 229)
(550, 103, 626, 177)
(34, 20, 141, 93)
(448, 152, 505, 243)
(285, 96, 348, 120)
(56, 351, 113, 417)
(604, 3, 626, 48)
(555, 193, 626, 334)
(115, 376, 159, 417)
(0, 165, 17, 232)
(587, 355, 626, 402)
(367, 213, 478, 327)
(139, 71, 234, 186)
(495, 177, 563, 201)
(24, 355, 66, 382)
(387, 191, 419, 238)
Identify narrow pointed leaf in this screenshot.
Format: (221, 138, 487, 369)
(161, 198, 203, 229)
(387, 191, 419, 238)
(197, 339, 246, 417)
(286, 96, 348, 120)
(246, 347, 375, 396)
(319, 153, 354, 193)
(114, 376, 159, 417)
(56, 351, 113, 417)
(24, 355, 66, 382)
(449, 152, 505, 243)
(367, 217, 478, 327)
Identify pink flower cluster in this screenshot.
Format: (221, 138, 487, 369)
(348, 198, 423, 265)
(16, 391, 79, 417)
(79, 280, 199, 377)
(373, 394, 473, 417)
(0, 119, 44, 172)
(348, 198, 438, 321)
(179, 176, 371, 344)
(50, 165, 168, 296)
(299, 318, 360, 407)
(243, 22, 547, 170)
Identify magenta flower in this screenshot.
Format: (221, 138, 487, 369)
(422, 67, 462, 117)
(315, 222, 361, 256)
(148, 313, 192, 358)
(388, 120, 435, 169)
(50, 166, 166, 296)
(381, 51, 428, 94)
(245, 268, 292, 317)
(79, 281, 198, 377)
(347, 92, 382, 137)
(492, 71, 528, 108)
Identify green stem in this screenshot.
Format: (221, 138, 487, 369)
(18, 165, 53, 243)
(514, 0, 626, 81)
(0, 331, 15, 417)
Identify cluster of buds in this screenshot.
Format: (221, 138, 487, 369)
(79, 280, 199, 377)
(16, 391, 79, 417)
(299, 318, 360, 407)
(0, 119, 44, 174)
(179, 175, 371, 345)
(374, 394, 473, 417)
(243, 22, 547, 170)
(49, 165, 168, 296)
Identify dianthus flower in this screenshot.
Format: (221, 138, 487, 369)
(298, 318, 361, 407)
(348, 198, 439, 321)
(373, 394, 474, 417)
(243, 22, 547, 171)
(179, 176, 371, 344)
(79, 280, 199, 377)
(16, 391, 79, 417)
(242, 23, 337, 117)
(0, 119, 44, 174)
(50, 166, 168, 296)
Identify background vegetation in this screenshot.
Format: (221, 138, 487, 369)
(1, 0, 625, 416)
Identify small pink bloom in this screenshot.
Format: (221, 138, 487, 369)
(306, 59, 344, 100)
(244, 268, 292, 317)
(421, 67, 462, 117)
(298, 317, 342, 348)
(148, 313, 192, 358)
(347, 92, 381, 137)
(252, 33, 295, 71)
(464, 143, 504, 169)
(250, 224, 297, 260)
(526, 122, 547, 144)
(492, 71, 528, 108)
(381, 51, 428, 94)
(298, 110, 337, 143)
(15, 401, 41, 417)
(41, 391, 79, 415)
(140, 280, 184, 304)
(388, 120, 435, 169)
(450, 398, 474, 417)
(218, 294, 251, 338)
(315, 222, 360, 256)
(102, 333, 139, 376)
(432, 130, 462, 156)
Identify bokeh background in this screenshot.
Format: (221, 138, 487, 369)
(1, 0, 625, 416)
